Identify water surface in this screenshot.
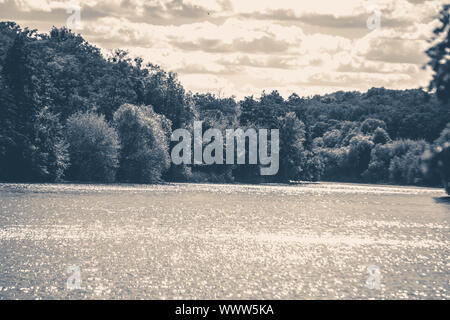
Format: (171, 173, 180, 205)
(0, 182, 448, 299)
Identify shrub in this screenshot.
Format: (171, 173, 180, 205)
(188, 170, 234, 183)
(66, 111, 120, 182)
(163, 164, 192, 182)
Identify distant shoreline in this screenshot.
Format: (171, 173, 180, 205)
(0, 180, 445, 191)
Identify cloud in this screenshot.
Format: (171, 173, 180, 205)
(241, 9, 410, 30)
(219, 55, 295, 69)
(0, 0, 445, 97)
(362, 39, 428, 64)
(299, 12, 410, 29)
(172, 35, 292, 53)
(354, 27, 433, 65)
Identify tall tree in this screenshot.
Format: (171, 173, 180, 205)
(114, 104, 171, 183)
(29, 107, 69, 181)
(276, 112, 307, 182)
(1, 28, 35, 180)
(426, 4, 450, 103)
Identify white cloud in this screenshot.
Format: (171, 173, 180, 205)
(0, 0, 445, 97)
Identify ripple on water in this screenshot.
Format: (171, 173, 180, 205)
(0, 182, 448, 299)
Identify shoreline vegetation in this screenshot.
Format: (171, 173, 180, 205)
(0, 180, 446, 192)
(0, 10, 450, 194)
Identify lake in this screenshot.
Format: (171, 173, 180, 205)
(0, 182, 449, 299)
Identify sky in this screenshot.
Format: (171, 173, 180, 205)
(0, 0, 447, 98)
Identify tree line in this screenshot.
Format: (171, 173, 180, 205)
(0, 5, 449, 194)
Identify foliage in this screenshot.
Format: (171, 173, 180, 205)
(428, 124, 450, 194)
(30, 107, 69, 181)
(426, 4, 450, 103)
(275, 112, 307, 182)
(360, 118, 387, 135)
(66, 111, 119, 182)
(1, 20, 449, 190)
(348, 135, 374, 177)
(373, 127, 391, 145)
(113, 104, 171, 183)
(388, 140, 430, 185)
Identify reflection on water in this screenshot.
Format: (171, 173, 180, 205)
(435, 196, 450, 206)
(0, 182, 449, 299)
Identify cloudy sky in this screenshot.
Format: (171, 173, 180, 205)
(0, 0, 446, 98)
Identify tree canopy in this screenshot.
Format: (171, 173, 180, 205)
(0, 17, 449, 193)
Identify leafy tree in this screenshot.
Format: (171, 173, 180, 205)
(239, 96, 258, 127)
(323, 129, 341, 148)
(373, 127, 391, 145)
(310, 121, 329, 139)
(240, 91, 287, 128)
(298, 150, 324, 181)
(113, 104, 171, 183)
(360, 118, 387, 134)
(143, 64, 194, 129)
(426, 4, 450, 103)
(66, 111, 120, 182)
(193, 93, 238, 127)
(388, 140, 429, 185)
(1, 21, 449, 188)
(363, 143, 393, 182)
(30, 107, 69, 181)
(348, 135, 374, 177)
(429, 124, 450, 194)
(276, 112, 307, 182)
(0, 25, 43, 181)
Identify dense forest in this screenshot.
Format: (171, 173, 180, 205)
(0, 5, 450, 194)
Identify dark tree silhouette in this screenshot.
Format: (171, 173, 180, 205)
(426, 4, 450, 103)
